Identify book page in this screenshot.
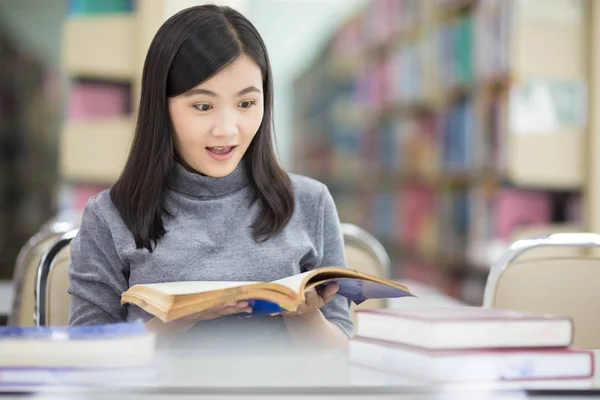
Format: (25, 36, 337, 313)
(271, 267, 413, 298)
(272, 271, 315, 293)
(140, 281, 258, 296)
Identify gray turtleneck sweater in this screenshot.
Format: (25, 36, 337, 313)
(67, 162, 353, 346)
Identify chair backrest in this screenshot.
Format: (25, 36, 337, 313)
(35, 229, 78, 326)
(341, 223, 391, 319)
(484, 233, 600, 349)
(47, 245, 72, 326)
(9, 214, 79, 326)
(509, 224, 585, 260)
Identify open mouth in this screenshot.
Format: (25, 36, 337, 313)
(206, 145, 237, 160)
(206, 146, 236, 155)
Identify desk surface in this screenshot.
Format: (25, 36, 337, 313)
(391, 280, 467, 308)
(0, 282, 594, 398)
(0, 349, 599, 399)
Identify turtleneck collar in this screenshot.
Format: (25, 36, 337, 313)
(169, 160, 250, 198)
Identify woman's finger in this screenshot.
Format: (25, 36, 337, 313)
(304, 288, 319, 303)
(220, 305, 252, 316)
(321, 282, 339, 303)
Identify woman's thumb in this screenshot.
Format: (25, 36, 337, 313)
(323, 282, 339, 302)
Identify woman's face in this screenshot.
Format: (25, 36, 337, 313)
(168, 55, 264, 177)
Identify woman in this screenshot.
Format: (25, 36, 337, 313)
(67, 4, 352, 349)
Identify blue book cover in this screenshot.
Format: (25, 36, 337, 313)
(0, 320, 147, 340)
(245, 279, 414, 317)
(0, 365, 157, 386)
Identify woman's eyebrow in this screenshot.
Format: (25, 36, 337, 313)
(236, 86, 262, 96)
(183, 86, 262, 98)
(183, 88, 217, 97)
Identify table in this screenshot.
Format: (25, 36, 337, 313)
(392, 280, 468, 308)
(0, 283, 597, 398)
(0, 349, 599, 399)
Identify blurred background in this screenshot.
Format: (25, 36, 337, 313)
(0, 0, 596, 324)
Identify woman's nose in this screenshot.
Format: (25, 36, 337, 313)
(211, 110, 238, 137)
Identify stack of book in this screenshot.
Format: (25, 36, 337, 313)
(0, 320, 156, 386)
(349, 306, 594, 383)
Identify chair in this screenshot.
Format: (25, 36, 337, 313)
(9, 213, 80, 326)
(483, 232, 600, 349)
(34, 229, 78, 326)
(341, 223, 391, 317)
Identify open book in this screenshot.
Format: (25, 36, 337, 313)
(121, 267, 413, 322)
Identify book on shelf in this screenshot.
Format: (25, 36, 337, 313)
(68, 0, 134, 15)
(494, 189, 552, 240)
(121, 267, 413, 323)
(58, 183, 111, 213)
(68, 81, 131, 121)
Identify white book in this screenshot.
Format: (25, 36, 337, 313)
(349, 337, 593, 383)
(355, 306, 573, 350)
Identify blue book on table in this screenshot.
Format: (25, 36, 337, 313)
(0, 320, 147, 340)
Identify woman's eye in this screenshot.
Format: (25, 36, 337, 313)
(239, 100, 256, 109)
(194, 103, 212, 112)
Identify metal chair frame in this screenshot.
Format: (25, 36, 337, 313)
(340, 223, 392, 279)
(34, 229, 79, 326)
(483, 232, 600, 307)
(9, 216, 79, 326)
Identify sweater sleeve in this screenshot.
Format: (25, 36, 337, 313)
(68, 200, 129, 325)
(314, 185, 354, 337)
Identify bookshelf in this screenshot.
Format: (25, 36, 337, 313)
(57, 0, 165, 212)
(292, 0, 590, 304)
(56, 0, 242, 212)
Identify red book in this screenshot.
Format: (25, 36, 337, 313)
(355, 306, 573, 350)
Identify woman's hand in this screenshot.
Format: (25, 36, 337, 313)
(284, 282, 339, 316)
(145, 300, 252, 335)
(183, 300, 252, 321)
(281, 282, 348, 349)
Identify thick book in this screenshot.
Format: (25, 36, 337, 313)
(0, 321, 155, 368)
(349, 337, 594, 383)
(120, 267, 413, 322)
(354, 306, 573, 350)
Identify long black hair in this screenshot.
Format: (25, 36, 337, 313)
(110, 5, 294, 252)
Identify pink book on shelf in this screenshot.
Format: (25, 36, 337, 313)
(72, 185, 110, 210)
(68, 82, 129, 120)
(399, 186, 435, 246)
(494, 189, 551, 240)
(399, 261, 441, 288)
